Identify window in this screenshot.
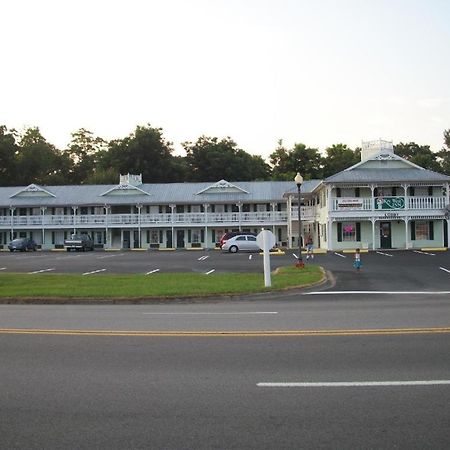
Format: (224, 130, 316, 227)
(149, 230, 159, 244)
(337, 222, 361, 242)
(411, 221, 434, 240)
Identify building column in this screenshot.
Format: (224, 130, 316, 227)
(405, 218, 410, 249)
(41, 206, 47, 245)
(371, 218, 376, 250)
(203, 203, 209, 248)
(137, 204, 142, 248)
(9, 206, 15, 240)
(170, 204, 175, 248)
(71, 206, 78, 234)
(287, 195, 292, 249)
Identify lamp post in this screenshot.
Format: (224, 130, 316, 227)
(294, 172, 304, 268)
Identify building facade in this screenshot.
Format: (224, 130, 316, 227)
(1, 141, 449, 251)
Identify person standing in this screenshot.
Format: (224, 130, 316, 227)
(306, 235, 314, 260)
(353, 248, 362, 271)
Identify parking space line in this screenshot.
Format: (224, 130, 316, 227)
(198, 255, 209, 261)
(334, 252, 346, 258)
(439, 267, 450, 274)
(28, 268, 55, 274)
(82, 269, 106, 275)
(376, 251, 393, 257)
(0, 267, 6, 271)
(205, 269, 215, 275)
(257, 380, 450, 388)
(414, 250, 435, 256)
(249, 254, 252, 260)
(146, 269, 160, 275)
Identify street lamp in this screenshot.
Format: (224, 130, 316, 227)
(294, 172, 304, 268)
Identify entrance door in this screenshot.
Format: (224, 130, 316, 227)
(123, 230, 130, 249)
(166, 230, 173, 248)
(176, 230, 185, 248)
(379, 222, 392, 249)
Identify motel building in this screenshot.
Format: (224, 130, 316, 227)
(0, 140, 449, 252)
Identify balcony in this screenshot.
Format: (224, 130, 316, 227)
(0, 211, 289, 229)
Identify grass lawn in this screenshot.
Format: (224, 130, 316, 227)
(0, 265, 323, 300)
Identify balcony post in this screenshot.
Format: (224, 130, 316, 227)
(9, 206, 15, 240)
(41, 206, 46, 245)
(71, 206, 78, 234)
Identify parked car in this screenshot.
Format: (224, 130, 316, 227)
(8, 238, 38, 252)
(219, 231, 257, 248)
(221, 234, 261, 253)
(64, 234, 94, 251)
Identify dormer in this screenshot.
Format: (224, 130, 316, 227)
(10, 184, 56, 198)
(196, 179, 249, 195)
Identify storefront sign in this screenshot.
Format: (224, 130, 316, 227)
(375, 197, 405, 210)
(337, 198, 363, 210)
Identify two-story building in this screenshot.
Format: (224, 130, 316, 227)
(1, 140, 449, 251)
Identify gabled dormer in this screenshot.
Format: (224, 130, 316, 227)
(10, 184, 56, 198)
(100, 173, 150, 197)
(196, 179, 249, 195)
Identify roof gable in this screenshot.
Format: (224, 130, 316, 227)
(10, 184, 56, 198)
(100, 183, 150, 197)
(196, 180, 249, 195)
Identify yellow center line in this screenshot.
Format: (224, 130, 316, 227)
(1, 327, 450, 337)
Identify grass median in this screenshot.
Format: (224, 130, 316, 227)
(0, 265, 323, 300)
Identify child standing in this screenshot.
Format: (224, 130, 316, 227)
(306, 235, 314, 260)
(353, 248, 362, 271)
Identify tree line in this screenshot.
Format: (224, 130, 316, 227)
(1, 124, 449, 187)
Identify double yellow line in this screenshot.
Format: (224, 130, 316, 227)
(1, 327, 450, 337)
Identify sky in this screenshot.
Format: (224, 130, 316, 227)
(1, 0, 450, 160)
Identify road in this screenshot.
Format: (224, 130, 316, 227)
(1, 250, 450, 449)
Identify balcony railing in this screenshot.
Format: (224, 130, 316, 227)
(331, 196, 447, 212)
(0, 211, 288, 228)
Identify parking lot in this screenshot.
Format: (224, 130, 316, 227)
(0, 248, 449, 292)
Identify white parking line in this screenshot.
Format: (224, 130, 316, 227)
(414, 250, 435, 256)
(82, 269, 106, 275)
(0, 267, 6, 271)
(142, 312, 278, 315)
(334, 252, 346, 258)
(28, 268, 55, 274)
(97, 254, 123, 259)
(440, 267, 450, 274)
(376, 251, 393, 257)
(205, 269, 215, 275)
(249, 254, 252, 260)
(198, 255, 209, 261)
(146, 269, 160, 275)
(305, 291, 450, 295)
(257, 380, 450, 388)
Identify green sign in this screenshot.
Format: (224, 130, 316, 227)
(375, 196, 405, 210)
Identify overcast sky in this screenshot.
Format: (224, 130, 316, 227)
(1, 0, 449, 159)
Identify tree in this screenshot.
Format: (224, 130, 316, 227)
(0, 125, 19, 186)
(99, 125, 184, 183)
(436, 129, 450, 175)
(15, 127, 70, 185)
(394, 142, 441, 172)
(270, 141, 322, 180)
(321, 144, 360, 178)
(65, 128, 107, 184)
(183, 136, 271, 182)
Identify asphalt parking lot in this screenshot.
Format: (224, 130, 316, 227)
(0, 248, 449, 292)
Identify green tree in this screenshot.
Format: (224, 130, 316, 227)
(321, 144, 360, 178)
(270, 141, 322, 180)
(16, 127, 70, 185)
(183, 136, 270, 181)
(0, 125, 19, 186)
(394, 142, 441, 172)
(99, 125, 184, 183)
(65, 128, 107, 184)
(436, 129, 450, 175)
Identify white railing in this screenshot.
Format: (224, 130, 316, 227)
(408, 197, 446, 209)
(291, 206, 318, 220)
(0, 211, 288, 228)
(330, 197, 446, 212)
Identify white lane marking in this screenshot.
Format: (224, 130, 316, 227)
(197, 255, 209, 261)
(28, 268, 55, 274)
(249, 254, 252, 260)
(146, 269, 160, 275)
(0, 267, 6, 271)
(305, 291, 450, 295)
(440, 267, 450, 274)
(334, 252, 346, 258)
(257, 380, 450, 388)
(143, 312, 278, 315)
(376, 251, 393, 257)
(97, 254, 123, 259)
(292, 253, 298, 259)
(414, 250, 435, 256)
(205, 269, 215, 275)
(82, 269, 106, 275)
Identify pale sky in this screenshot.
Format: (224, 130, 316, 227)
(1, 0, 449, 159)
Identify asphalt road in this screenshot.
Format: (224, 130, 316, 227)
(1, 250, 450, 449)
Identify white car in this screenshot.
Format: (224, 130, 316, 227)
(221, 234, 260, 253)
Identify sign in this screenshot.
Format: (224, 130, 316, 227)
(256, 230, 276, 288)
(375, 196, 405, 210)
(337, 198, 363, 210)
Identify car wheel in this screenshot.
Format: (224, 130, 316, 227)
(229, 245, 238, 253)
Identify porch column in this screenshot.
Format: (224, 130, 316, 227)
(405, 218, 410, 249)
(287, 195, 292, 249)
(371, 218, 376, 250)
(236, 201, 242, 231)
(71, 206, 78, 234)
(104, 205, 110, 248)
(137, 204, 142, 248)
(203, 203, 209, 248)
(9, 206, 15, 240)
(271, 202, 277, 235)
(170, 204, 175, 248)
(40, 206, 47, 245)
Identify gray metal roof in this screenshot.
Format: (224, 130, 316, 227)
(0, 180, 316, 207)
(325, 168, 450, 184)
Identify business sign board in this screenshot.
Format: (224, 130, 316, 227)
(337, 198, 364, 210)
(375, 197, 405, 210)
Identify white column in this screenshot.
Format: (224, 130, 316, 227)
(41, 206, 47, 245)
(72, 206, 78, 234)
(137, 204, 142, 248)
(9, 206, 15, 240)
(405, 218, 409, 249)
(371, 218, 376, 250)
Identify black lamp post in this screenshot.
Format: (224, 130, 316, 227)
(294, 172, 304, 268)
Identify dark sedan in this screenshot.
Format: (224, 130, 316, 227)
(8, 238, 38, 252)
